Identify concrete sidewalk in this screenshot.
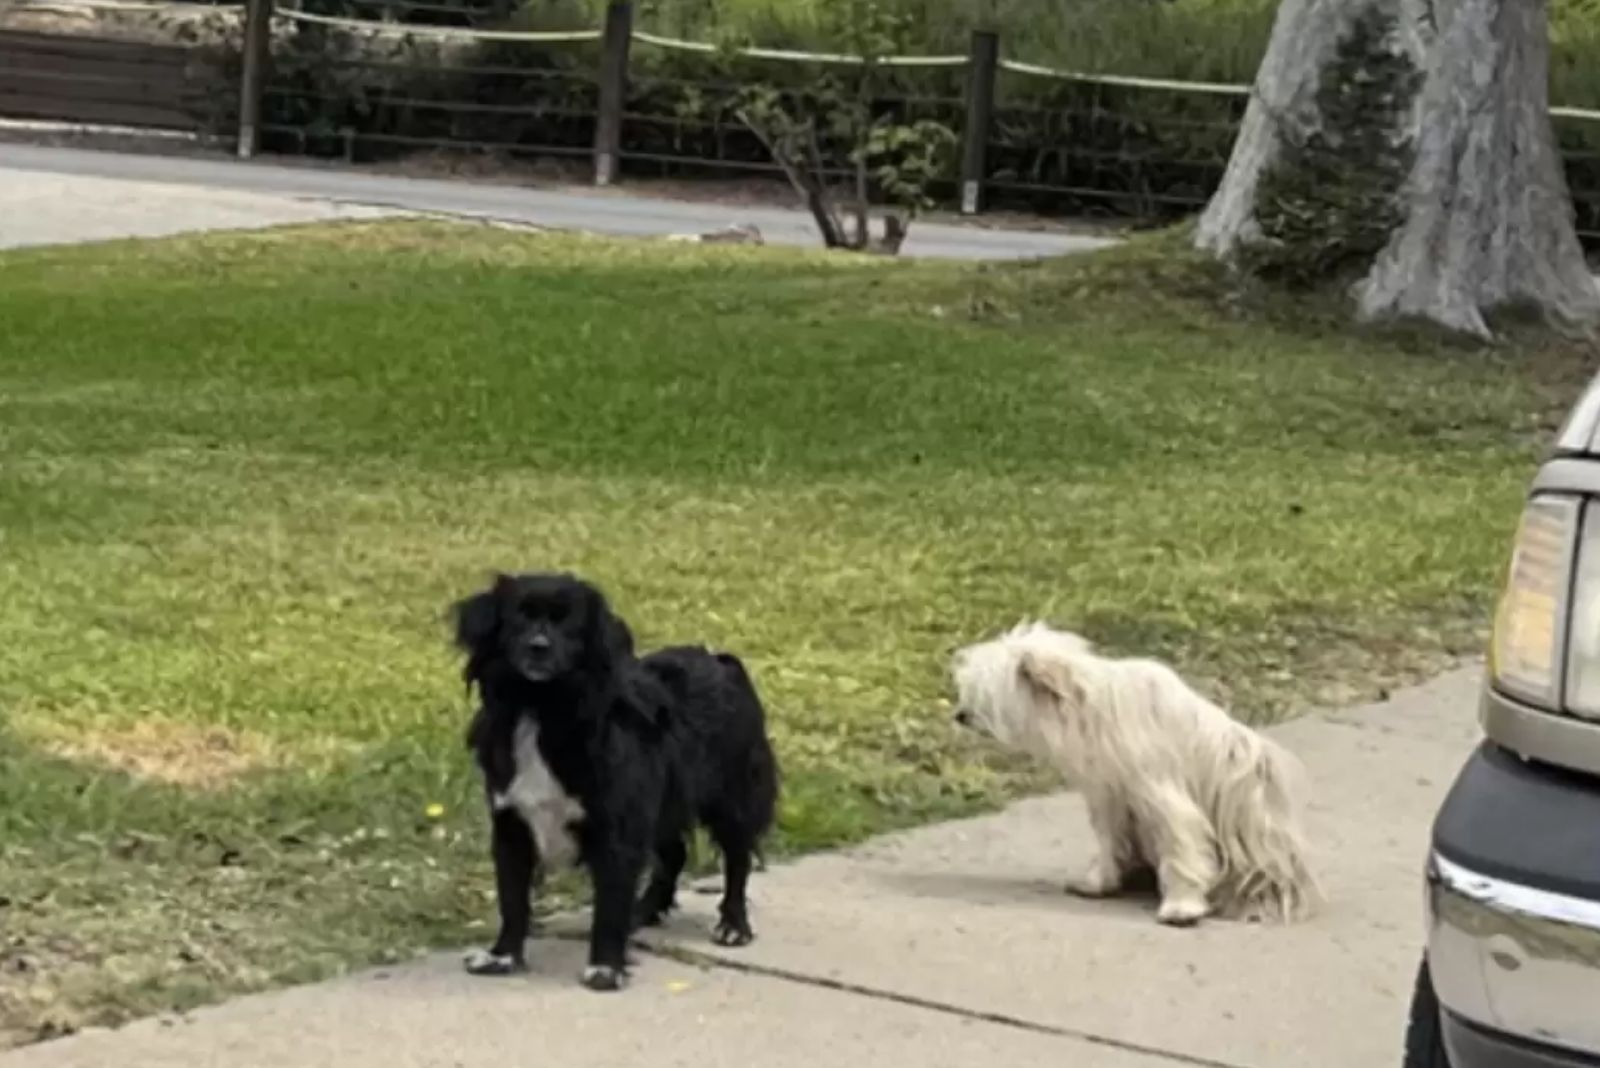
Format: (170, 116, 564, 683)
(0, 668, 1483, 1068)
(0, 169, 393, 250)
(632, 667, 1482, 1068)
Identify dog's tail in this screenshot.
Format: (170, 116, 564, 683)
(715, 652, 781, 842)
(1208, 730, 1322, 923)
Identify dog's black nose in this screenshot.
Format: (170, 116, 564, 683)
(526, 633, 552, 651)
(954, 709, 972, 726)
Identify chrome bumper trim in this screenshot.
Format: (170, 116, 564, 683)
(1427, 852, 1600, 1058)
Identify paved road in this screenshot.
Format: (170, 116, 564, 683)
(0, 142, 1117, 260)
(1, 666, 1481, 1068)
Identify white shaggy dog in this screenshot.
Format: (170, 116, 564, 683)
(951, 622, 1321, 926)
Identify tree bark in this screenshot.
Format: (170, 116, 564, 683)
(1194, 0, 1388, 257)
(1356, 0, 1599, 335)
(1197, 0, 1599, 338)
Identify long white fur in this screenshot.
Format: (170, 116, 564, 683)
(951, 622, 1321, 925)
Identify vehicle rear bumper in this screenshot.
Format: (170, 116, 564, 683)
(1441, 1012, 1600, 1068)
(1426, 743, 1600, 1063)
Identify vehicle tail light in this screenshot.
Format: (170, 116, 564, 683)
(1491, 495, 1579, 707)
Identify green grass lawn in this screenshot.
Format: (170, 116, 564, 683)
(0, 220, 1580, 1044)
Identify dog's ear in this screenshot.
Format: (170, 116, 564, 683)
(622, 657, 677, 732)
(603, 613, 635, 661)
(452, 575, 512, 686)
(1017, 650, 1083, 706)
(580, 583, 635, 666)
(452, 584, 503, 653)
(618, 687, 667, 732)
(463, 706, 488, 752)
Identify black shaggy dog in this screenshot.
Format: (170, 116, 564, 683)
(451, 572, 779, 992)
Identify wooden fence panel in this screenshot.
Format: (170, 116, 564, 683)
(0, 29, 208, 131)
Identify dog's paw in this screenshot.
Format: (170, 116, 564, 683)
(711, 920, 755, 948)
(580, 965, 628, 992)
(463, 949, 524, 976)
(1064, 867, 1122, 899)
(633, 903, 673, 929)
(1156, 897, 1210, 928)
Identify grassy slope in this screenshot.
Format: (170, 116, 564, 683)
(0, 220, 1581, 1042)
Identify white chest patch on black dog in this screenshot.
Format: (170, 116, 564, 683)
(491, 720, 585, 869)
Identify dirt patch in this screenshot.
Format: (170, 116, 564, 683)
(0, 933, 97, 1049)
(26, 718, 277, 788)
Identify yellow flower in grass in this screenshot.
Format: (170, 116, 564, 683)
(424, 803, 446, 820)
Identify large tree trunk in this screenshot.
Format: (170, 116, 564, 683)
(1195, 0, 1402, 256)
(1197, 0, 1599, 339)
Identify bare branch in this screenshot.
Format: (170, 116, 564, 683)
(802, 122, 847, 248)
(736, 107, 842, 248)
(734, 108, 808, 201)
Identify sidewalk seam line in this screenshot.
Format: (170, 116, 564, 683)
(570, 933, 1258, 1068)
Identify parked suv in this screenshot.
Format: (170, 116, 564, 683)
(1405, 376, 1600, 1067)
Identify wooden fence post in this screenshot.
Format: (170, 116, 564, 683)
(236, 0, 273, 159)
(959, 30, 998, 215)
(593, 1, 633, 186)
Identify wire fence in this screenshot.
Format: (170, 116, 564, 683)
(983, 66, 1250, 218)
(8, 0, 1600, 242)
(259, 22, 602, 164)
(240, 5, 1254, 223)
